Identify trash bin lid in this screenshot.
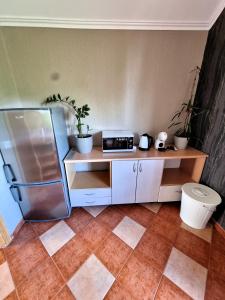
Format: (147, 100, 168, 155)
(182, 183, 221, 205)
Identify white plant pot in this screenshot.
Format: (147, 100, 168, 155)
(174, 136, 188, 150)
(75, 135, 93, 153)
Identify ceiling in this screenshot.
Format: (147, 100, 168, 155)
(0, 0, 224, 30)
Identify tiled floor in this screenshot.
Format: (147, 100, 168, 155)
(1, 202, 225, 300)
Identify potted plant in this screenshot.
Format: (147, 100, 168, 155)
(43, 94, 93, 153)
(168, 66, 202, 150)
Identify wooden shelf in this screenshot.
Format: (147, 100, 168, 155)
(161, 168, 195, 186)
(71, 171, 110, 189)
(65, 146, 208, 163)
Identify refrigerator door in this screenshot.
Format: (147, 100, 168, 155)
(10, 181, 69, 221)
(0, 109, 61, 184)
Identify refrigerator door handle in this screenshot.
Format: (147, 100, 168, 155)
(10, 186, 22, 202)
(3, 164, 16, 183)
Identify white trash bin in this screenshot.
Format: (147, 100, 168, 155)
(180, 183, 221, 229)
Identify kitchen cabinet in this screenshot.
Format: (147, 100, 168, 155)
(111, 159, 164, 204)
(111, 160, 138, 204)
(64, 147, 207, 207)
(136, 160, 164, 203)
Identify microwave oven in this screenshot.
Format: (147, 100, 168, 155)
(102, 130, 134, 152)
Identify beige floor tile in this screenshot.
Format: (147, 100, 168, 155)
(0, 262, 15, 300)
(141, 203, 162, 213)
(67, 254, 115, 300)
(164, 247, 207, 300)
(39, 221, 75, 256)
(113, 216, 146, 249)
(84, 205, 108, 217)
(181, 222, 212, 243)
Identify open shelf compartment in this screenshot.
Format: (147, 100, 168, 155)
(161, 158, 199, 186)
(161, 168, 195, 186)
(71, 170, 110, 189)
(66, 161, 111, 190)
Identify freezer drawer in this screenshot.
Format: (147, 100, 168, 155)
(10, 182, 69, 221)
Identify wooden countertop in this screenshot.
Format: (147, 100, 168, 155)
(64, 146, 208, 163)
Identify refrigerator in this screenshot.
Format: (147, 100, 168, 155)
(0, 107, 71, 221)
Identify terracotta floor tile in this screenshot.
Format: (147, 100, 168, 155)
(17, 257, 64, 300)
(95, 233, 132, 276)
(0, 248, 5, 264)
(4, 291, 18, 300)
(135, 230, 172, 272)
(118, 204, 154, 228)
(209, 247, 225, 279)
(65, 208, 93, 233)
(13, 223, 36, 243)
(96, 206, 124, 230)
(31, 220, 58, 236)
(205, 271, 225, 300)
(175, 228, 210, 268)
(53, 235, 91, 280)
(54, 286, 75, 300)
(79, 219, 110, 251)
(149, 215, 179, 243)
(211, 229, 225, 254)
(105, 281, 136, 300)
(117, 254, 161, 300)
(181, 222, 212, 243)
(6, 238, 48, 286)
(4, 224, 36, 258)
(158, 203, 181, 226)
(155, 276, 192, 300)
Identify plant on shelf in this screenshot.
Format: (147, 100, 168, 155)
(168, 66, 204, 149)
(42, 93, 93, 153)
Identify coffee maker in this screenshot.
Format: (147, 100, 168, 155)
(154, 132, 168, 150)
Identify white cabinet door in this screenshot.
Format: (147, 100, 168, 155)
(112, 160, 138, 204)
(136, 160, 164, 203)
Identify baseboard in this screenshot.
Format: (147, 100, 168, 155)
(12, 219, 25, 237)
(214, 222, 225, 239)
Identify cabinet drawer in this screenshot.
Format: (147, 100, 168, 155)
(71, 188, 111, 199)
(158, 185, 182, 202)
(70, 195, 111, 207)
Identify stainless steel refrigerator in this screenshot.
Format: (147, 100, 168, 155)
(0, 108, 71, 221)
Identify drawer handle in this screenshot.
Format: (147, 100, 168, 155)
(85, 200, 96, 204)
(84, 193, 95, 196)
(133, 163, 136, 173)
(139, 163, 142, 173)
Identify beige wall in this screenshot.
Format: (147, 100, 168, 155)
(0, 27, 207, 141)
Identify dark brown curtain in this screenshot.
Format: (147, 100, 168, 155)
(190, 8, 225, 228)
